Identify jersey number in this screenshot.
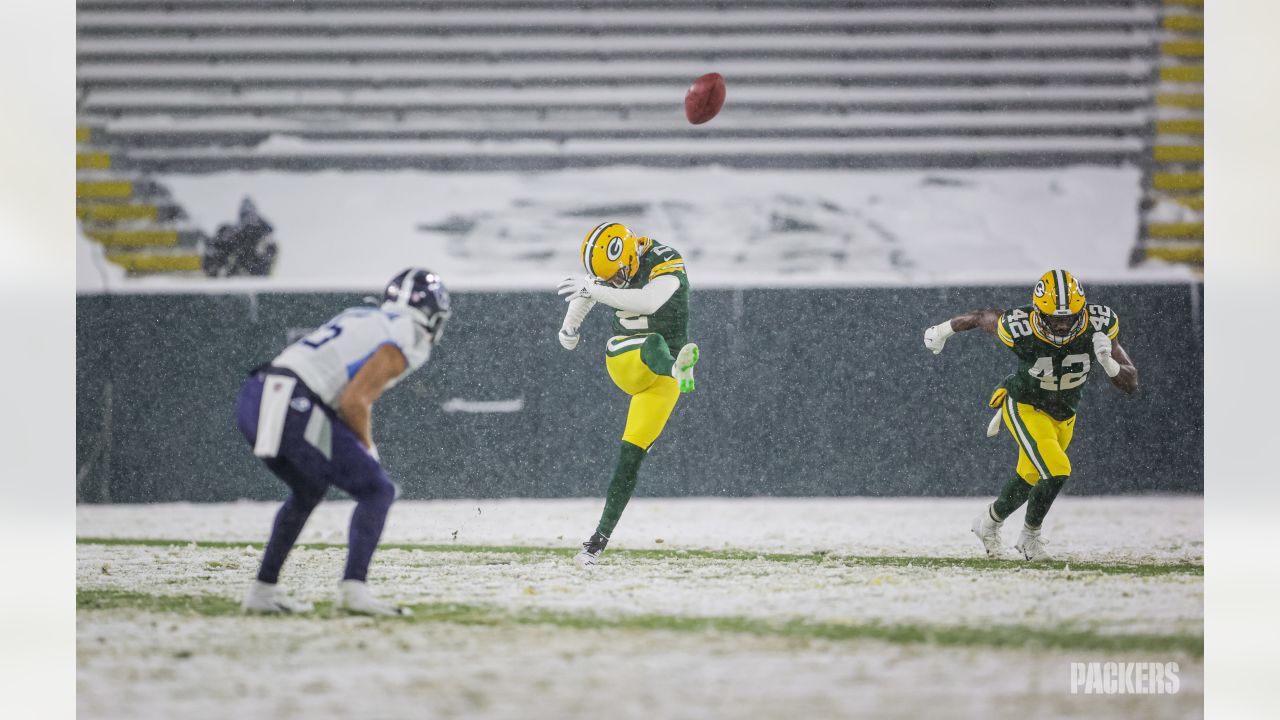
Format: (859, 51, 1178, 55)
(1088, 304, 1112, 332)
(301, 322, 343, 349)
(1030, 354, 1091, 391)
(1006, 309, 1032, 338)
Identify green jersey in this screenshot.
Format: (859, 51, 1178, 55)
(996, 303, 1120, 421)
(608, 242, 689, 352)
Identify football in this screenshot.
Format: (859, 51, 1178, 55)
(684, 72, 726, 125)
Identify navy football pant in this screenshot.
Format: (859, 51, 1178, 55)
(235, 372, 397, 584)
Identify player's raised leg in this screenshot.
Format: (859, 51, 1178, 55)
(672, 343, 699, 393)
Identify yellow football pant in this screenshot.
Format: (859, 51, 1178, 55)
(1001, 397, 1075, 484)
(604, 336, 680, 450)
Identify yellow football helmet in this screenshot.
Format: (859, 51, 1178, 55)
(1031, 269, 1087, 345)
(581, 222, 650, 287)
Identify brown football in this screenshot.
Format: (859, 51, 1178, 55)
(684, 72, 726, 125)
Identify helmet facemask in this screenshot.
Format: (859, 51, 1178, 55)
(597, 263, 634, 288)
(1032, 310, 1085, 346)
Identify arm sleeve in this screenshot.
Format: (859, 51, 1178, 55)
(587, 275, 679, 314)
(561, 296, 596, 333)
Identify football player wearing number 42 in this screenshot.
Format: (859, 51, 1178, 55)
(557, 222, 700, 567)
(923, 269, 1138, 561)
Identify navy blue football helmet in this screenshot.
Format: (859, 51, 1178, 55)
(382, 268, 451, 344)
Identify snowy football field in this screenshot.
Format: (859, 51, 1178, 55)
(77, 496, 1203, 719)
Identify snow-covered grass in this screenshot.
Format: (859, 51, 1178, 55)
(77, 497, 1202, 719)
(77, 496, 1204, 563)
(78, 610, 1201, 720)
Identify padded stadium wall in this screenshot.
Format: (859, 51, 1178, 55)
(76, 284, 1202, 503)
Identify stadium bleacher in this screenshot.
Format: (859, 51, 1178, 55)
(75, 0, 1202, 272)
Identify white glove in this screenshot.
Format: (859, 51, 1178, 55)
(923, 321, 956, 354)
(557, 276, 594, 302)
(1092, 332, 1121, 377)
(986, 410, 1003, 438)
(558, 328, 580, 350)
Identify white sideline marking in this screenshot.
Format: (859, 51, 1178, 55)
(441, 397, 524, 413)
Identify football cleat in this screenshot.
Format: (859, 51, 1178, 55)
(581, 222, 647, 288)
(672, 343, 700, 394)
(574, 531, 610, 567)
(1030, 269, 1087, 345)
(971, 507, 1005, 558)
(242, 580, 314, 614)
(1014, 525, 1052, 562)
(335, 580, 413, 616)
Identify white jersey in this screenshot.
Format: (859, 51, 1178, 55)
(272, 307, 433, 406)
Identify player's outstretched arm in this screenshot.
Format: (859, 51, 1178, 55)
(923, 309, 1002, 354)
(559, 275, 679, 315)
(1093, 334, 1139, 395)
(338, 343, 408, 456)
(558, 296, 596, 350)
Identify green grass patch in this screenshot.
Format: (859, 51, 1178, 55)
(77, 588, 1203, 658)
(77, 536, 1203, 577)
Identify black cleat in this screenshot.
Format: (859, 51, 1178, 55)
(574, 531, 610, 567)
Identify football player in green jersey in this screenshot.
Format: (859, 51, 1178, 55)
(556, 222, 700, 567)
(923, 269, 1138, 560)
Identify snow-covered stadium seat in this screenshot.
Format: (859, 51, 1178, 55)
(76, 0, 1175, 171)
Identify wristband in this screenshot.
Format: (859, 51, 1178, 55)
(1098, 353, 1121, 378)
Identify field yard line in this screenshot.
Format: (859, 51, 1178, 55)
(77, 536, 1204, 576)
(78, 588, 1204, 657)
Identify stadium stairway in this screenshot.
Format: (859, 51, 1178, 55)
(76, 127, 203, 274)
(1136, 0, 1203, 269)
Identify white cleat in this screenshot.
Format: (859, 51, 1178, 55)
(336, 580, 413, 617)
(672, 343, 700, 393)
(971, 507, 1005, 559)
(1014, 525, 1052, 562)
(242, 580, 314, 614)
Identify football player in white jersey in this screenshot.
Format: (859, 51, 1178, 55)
(235, 268, 450, 615)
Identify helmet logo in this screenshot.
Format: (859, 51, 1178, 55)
(1072, 278, 1083, 297)
(1034, 281, 1046, 297)
(606, 236, 624, 261)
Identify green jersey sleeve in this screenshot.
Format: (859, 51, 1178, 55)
(1086, 304, 1120, 340)
(996, 306, 1035, 349)
(646, 244, 686, 283)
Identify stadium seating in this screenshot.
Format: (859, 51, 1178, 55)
(75, 0, 1198, 271)
(1138, 0, 1203, 267)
